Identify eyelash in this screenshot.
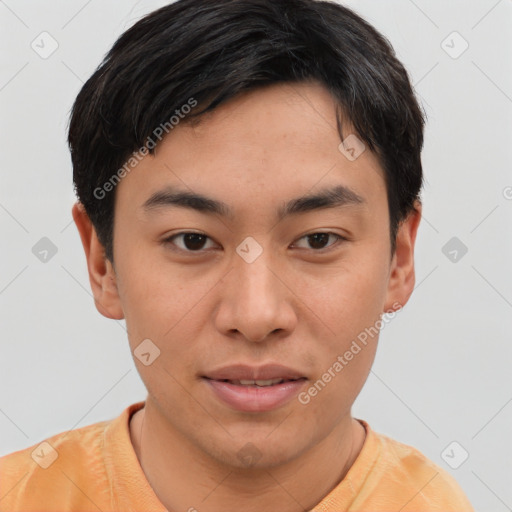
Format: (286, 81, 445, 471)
(162, 231, 346, 253)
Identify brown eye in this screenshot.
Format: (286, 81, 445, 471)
(307, 233, 330, 249)
(165, 232, 216, 252)
(182, 233, 208, 250)
(293, 232, 344, 250)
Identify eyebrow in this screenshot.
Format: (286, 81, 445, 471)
(142, 184, 365, 220)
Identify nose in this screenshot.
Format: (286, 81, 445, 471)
(213, 251, 298, 343)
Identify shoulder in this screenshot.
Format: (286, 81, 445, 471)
(369, 428, 474, 511)
(0, 418, 112, 511)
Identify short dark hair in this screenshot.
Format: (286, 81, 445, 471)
(68, 0, 425, 262)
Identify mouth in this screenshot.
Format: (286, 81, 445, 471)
(201, 365, 307, 412)
(210, 377, 305, 387)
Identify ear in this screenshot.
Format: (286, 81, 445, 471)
(71, 202, 124, 320)
(383, 201, 422, 313)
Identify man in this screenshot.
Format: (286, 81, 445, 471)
(0, 0, 474, 510)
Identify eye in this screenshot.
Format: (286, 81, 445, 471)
(292, 232, 345, 250)
(164, 232, 217, 252)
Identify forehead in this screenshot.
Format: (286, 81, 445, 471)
(115, 81, 387, 215)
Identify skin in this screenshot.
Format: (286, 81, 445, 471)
(72, 81, 421, 512)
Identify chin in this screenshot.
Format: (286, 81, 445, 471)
(204, 430, 313, 471)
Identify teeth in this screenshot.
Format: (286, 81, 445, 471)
(236, 378, 285, 386)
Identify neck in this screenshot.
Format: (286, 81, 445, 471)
(129, 399, 366, 512)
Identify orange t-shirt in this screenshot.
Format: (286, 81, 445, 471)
(0, 401, 474, 511)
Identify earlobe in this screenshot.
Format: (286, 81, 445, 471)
(383, 201, 422, 313)
(71, 202, 124, 320)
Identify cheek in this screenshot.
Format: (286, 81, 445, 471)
(293, 253, 389, 339)
(115, 248, 206, 349)
(297, 269, 384, 415)
(293, 252, 388, 405)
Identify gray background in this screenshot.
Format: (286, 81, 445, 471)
(1, 0, 511, 510)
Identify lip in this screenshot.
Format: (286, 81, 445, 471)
(204, 378, 307, 412)
(202, 364, 307, 412)
(203, 364, 305, 381)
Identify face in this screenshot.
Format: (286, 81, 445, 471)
(75, 81, 420, 469)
